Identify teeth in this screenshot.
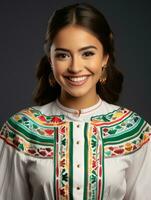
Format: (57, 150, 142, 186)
(68, 76, 88, 82)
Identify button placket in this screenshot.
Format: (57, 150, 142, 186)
(73, 122, 84, 197)
(76, 123, 81, 169)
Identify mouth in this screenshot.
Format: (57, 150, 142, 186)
(64, 75, 90, 86)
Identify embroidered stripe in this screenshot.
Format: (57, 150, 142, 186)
(83, 123, 88, 200)
(53, 128, 57, 200)
(103, 118, 145, 145)
(89, 125, 97, 200)
(8, 118, 54, 144)
(83, 123, 104, 200)
(100, 132, 105, 200)
(69, 122, 73, 200)
(20, 107, 65, 124)
(102, 112, 139, 138)
(53, 123, 73, 199)
(0, 122, 55, 158)
(103, 122, 150, 158)
(91, 107, 130, 123)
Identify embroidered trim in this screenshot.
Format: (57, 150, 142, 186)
(91, 107, 130, 125)
(0, 106, 150, 159)
(0, 122, 55, 158)
(104, 128, 150, 158)
(54, 122, 73, 199)
(0, 107, 64, 158)
(84, 123, 104, 200)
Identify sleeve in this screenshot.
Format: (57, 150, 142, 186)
(124, 122, 151, 200)
(0, 121, 31, 200)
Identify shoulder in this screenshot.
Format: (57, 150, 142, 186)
(2, 104, 64, 127)
(92, 101, 151, 157)
(0, 105, 64, 158)
(92, 101, 149, 127)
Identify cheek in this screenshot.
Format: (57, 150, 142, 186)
(88, 63, 102, 75)
(52, 65, 68, 83)
(87, 56, 103, 72)
(52, 68, 62, 79)
(52, 62, 65, 75)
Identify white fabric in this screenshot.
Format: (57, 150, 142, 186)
(0, 99, 151, 200)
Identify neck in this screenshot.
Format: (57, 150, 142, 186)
(59, 93, 100, 110)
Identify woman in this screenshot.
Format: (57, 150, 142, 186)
(0, 3, 151, 200)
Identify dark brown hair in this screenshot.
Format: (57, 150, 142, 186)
(32, 3, 123, 106)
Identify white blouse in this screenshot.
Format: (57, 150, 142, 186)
(0, 98, 151, 200)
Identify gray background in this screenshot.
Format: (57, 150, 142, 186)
(0, 0, 151, 127)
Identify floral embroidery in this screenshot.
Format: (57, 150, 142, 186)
(0, 122, 54, 158)
(0, 107, 65, 158)
(54, 123, 72, 199)
(91, 107, 129, 123)
(104, 132, 150, 158)
(84, 124, 104, 200)
(0, 105, 151, 200)
(23, 107, 64, 123)
(101, 112, 141, 138)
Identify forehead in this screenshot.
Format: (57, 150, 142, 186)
(51, 25, 103, 49)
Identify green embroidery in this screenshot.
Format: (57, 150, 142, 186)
(61, 169, 68, 185)
(91, 135, 98, 150)
(90, 170, 97, 184)
(83, 123, 88, 200)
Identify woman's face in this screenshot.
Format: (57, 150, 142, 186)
(50, 25, 108, 100)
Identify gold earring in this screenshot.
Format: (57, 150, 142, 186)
(100, 65, 107, 84)
(99, 77, 107, 84)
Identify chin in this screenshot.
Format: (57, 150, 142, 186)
(65, 89, 90, 99)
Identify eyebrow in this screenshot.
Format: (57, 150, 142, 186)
(54, 45, 97, 52)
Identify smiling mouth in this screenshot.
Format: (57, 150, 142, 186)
(64, 75, 90, 86)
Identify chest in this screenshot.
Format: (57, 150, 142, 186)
(27, 121, 131, 200)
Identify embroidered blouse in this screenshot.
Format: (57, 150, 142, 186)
(0, 98, 151, 200)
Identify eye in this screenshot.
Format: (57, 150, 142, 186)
(82, 51, 95, 57)
(55, 53, 70, 60)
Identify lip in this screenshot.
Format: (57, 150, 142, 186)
(64, 75, 90, 86)
(64, 74, 91, 78)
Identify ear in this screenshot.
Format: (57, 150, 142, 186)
(102, 54, 109, 67)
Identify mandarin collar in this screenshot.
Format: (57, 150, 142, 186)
(55, 98, 103, 121)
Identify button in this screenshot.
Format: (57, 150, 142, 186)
(73, 110, 81, 116)
(77, 164, 80, 168)
(76, 141, 80, 144)
(76, 124, 80, 128)
(76, 186, 80, 190)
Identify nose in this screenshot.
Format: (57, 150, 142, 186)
(67, 55, 83, 73)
